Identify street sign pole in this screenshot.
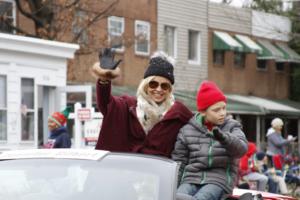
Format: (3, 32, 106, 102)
(74, 102, 82, 148)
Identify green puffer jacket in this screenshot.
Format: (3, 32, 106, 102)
(171, 114, 248, 194)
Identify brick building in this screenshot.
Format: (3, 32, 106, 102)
(1, 0, 157, 87)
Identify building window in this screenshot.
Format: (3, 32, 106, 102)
(0, 75, 7, 140)
(234, 52, 245, 68)
(276, 62, 285, 72)
(188, 30, 201, 64)
(213, 50, 224, 65)
(108, 16, 124, 51)
(164, 26, 176, 58)
(21, 78, 34, 141)
(0, 0, 15, 33)
(257, 59, 267, 71)
(135, 20, 150, 55)
(72, 10, 88, 45)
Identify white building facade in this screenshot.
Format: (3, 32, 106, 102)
(0, 33, 79, 150)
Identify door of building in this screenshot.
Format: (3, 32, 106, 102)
(37, 86, 56, 148)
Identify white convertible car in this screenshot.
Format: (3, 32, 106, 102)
(0, 149, 296, 200)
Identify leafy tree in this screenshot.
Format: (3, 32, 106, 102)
(248, 0, 283, 14)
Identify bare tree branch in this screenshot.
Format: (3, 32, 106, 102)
(72, 0, 119, 43)
(14, 0, 44, 27)
(1, 17, 37, 38)
(65, 0, 81, 9)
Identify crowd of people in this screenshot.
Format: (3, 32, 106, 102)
(238, 118, 300, 196)
(45, 49, 299, 199)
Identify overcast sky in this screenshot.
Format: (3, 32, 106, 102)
(209, 0, 250, 7)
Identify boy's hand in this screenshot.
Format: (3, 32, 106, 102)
(99, 48, 122, 70)
(212, 127, 226, 142)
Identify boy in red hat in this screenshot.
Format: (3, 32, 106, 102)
(44, 107, 72, 148)
(172, 81, 248, 200)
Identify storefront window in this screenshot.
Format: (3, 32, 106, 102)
(21, 78, 34, 141)
(0, 75, 7, 140)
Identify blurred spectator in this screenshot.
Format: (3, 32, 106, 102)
(256, 151, 288, 195)
(266, 118, 296, 167)
(239, 142, 268, 191)
(44, 107, 72, 148)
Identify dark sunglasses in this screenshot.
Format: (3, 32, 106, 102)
(148, 80, 171, 91)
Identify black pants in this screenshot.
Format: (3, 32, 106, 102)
(267, 154, 274, 167)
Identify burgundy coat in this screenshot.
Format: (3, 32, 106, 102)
(95, 81, 193, 158)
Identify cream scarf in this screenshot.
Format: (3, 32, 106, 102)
(136, 91, 174, 134)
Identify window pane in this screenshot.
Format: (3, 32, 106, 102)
(136, 22, 149, 53)
(0, 1, 13, 33)
(72, 10, 88, 44)
(188, 30, 199, 61)
(257, 59, 267, 70)
(21, 112, 34, 141)
(0, 1, 12, 16)
(0, 110, 7, 140)
(164, 26, 175, 57)
(276, 62, 285, 71)
(108, 17, 124, 49)
(110, 35, 123, 49)
(110, 21, 122, 34)
(213, 50, 224, 65)
(0, 76, 6, 107)
(234, 52, 245, 68)
(21, 78, 34, 109)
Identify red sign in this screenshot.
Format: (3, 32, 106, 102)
(77, 108, 91, 121)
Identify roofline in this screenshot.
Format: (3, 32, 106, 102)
(0, 33, 79, 59)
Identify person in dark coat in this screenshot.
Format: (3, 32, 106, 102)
(91, 51, 193, 158)
(44, 107, 72, 148)
(172, 81, 248, 200)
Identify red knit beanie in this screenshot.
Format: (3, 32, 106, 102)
(196, 81, 226, 111)
(49, 107, 71, 127)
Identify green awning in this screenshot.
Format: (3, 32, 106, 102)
(257, 39, 285, 61)
(226, 94, 300, 117)
(275, 42, 300, 63)
(213, 31, 243, 52)
(226, 98, 264, 115)
(234, 34, 262, 54)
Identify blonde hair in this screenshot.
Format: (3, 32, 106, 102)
(271, 118, 284, 129)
